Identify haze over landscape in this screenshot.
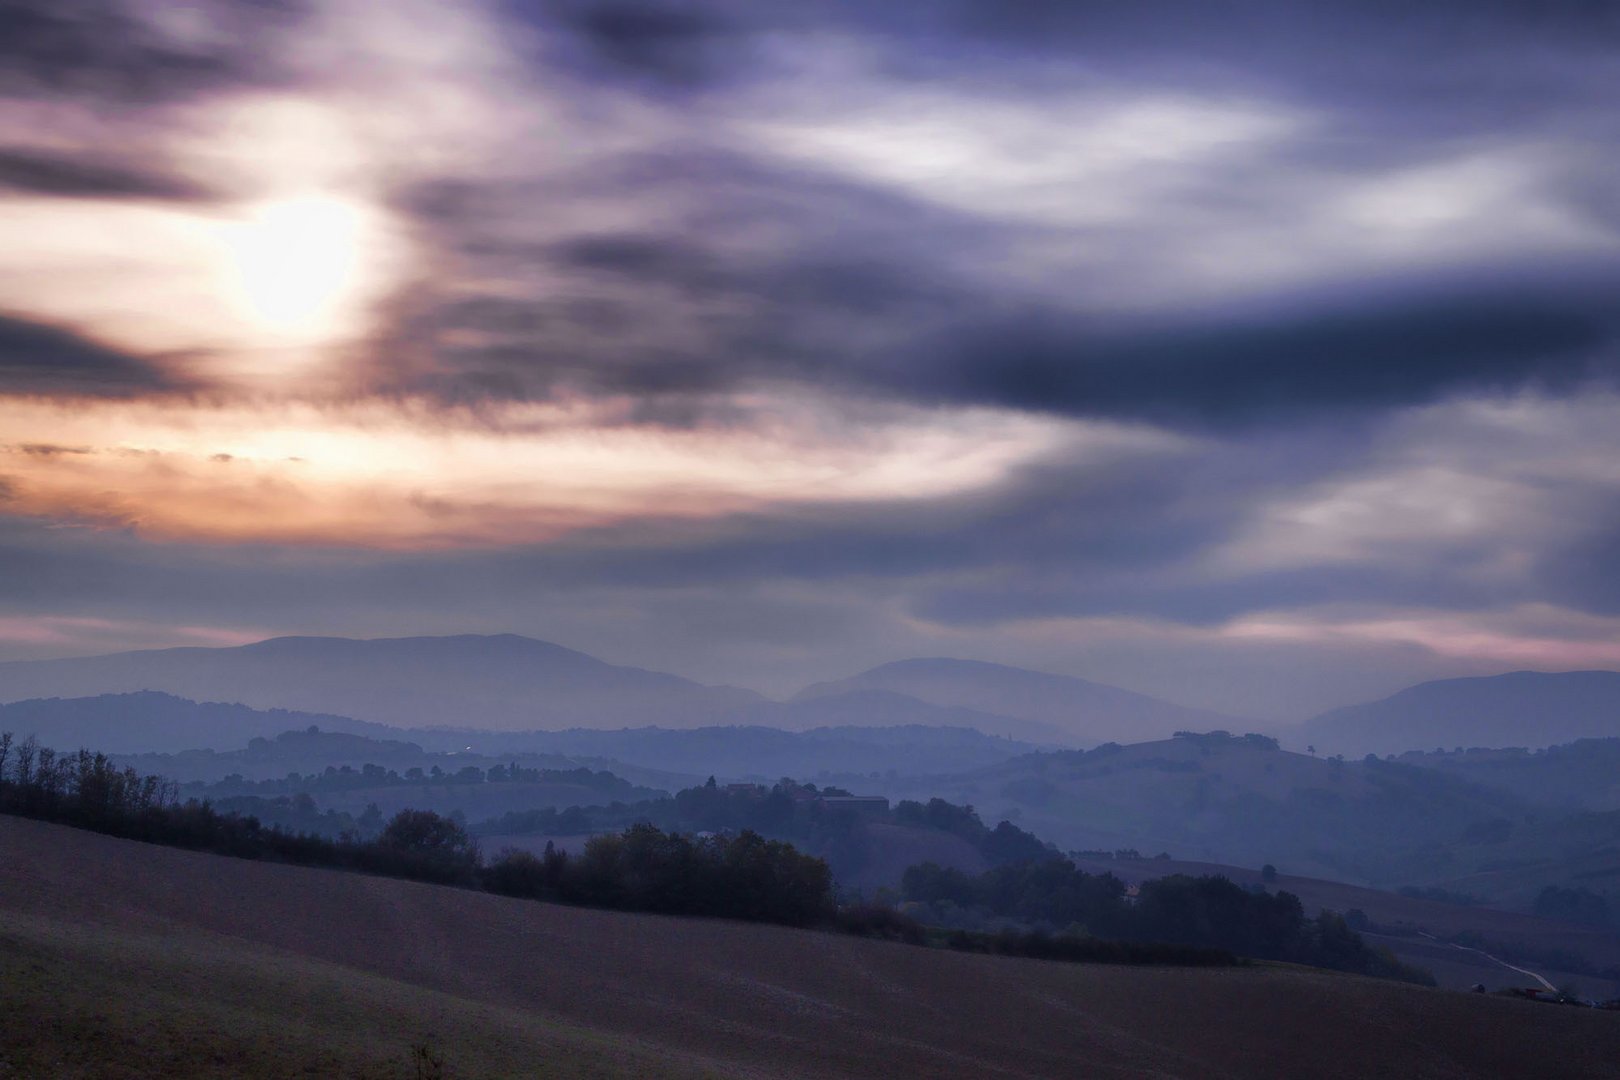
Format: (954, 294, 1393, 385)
(4, 0, 1620, 1076)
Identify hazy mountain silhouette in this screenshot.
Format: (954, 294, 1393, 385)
(0, 691, 385, 754)
(0, 688, 1042, 781)
(795, 658, 1245, 745)
(1296, 670, 1620, 756)
(735, 688, 1068, 744)
(0, 634, 763, 731)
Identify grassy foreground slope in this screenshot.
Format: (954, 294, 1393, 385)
(4, 818, 1620, 1079)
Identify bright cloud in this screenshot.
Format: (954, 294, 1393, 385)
(0, 394, 1096, 547)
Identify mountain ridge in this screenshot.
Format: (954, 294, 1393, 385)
(796, 656, 1248, 745)
(0, 633, 763, 732)
(1296, 669, 1620, 756)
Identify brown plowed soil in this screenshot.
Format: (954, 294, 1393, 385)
(4, 815, 1619, 1078)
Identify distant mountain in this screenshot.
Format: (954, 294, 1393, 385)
(1296, 670, 1620, 756)
(0, 688, 1034, 784)
(0, 691, 384, 754)
(795, 658, 1245, 745)
(735, 688, 1065, 744)
(0, 634, 764, 731)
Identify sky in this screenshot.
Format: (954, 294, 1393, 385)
(1, 0, 1618, 720)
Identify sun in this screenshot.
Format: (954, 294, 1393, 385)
(223, 194, 378, 345)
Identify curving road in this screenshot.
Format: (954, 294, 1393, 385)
(1417, 931, 1556, 992)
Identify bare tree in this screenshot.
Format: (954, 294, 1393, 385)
(15, 736, 36, 790)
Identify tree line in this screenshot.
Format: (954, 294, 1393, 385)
(901, 859, 1434, 984)
(485, 824, 832, 926)
(475, 781, 1055, 882)
(189, 760, 643, 799)
(0, 732, 831, 924)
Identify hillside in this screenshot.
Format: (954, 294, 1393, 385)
(1297, 670, 1620, 756)
(0, 691, 386, 754)
(890, 732, 1528, 883)
(1067, 854, 1620, 997)
(467, 720, 1037, 782)
(0, 634, 763, 731)
(1402, 809, 1620, 913)
(1397, 739, 1620, 812)
(6, 817, 1620, 1078)
(797, 658, 1245, 745)
(738, 688, 1059, 744)
(0, 689, 1037, 788)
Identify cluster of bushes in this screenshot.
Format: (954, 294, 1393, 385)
(209, 792, 376, 841)
(834, 903, 1235, 966)
(474, 782, 1054, 886)
(890, 796, 1054, 865)
(189, 760, 645, 800)
(1171, 730, 1281, 751)
(901, 859, 1434, 984)
(484, 824, 832, 926)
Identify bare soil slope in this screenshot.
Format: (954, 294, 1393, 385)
(4, 816, 1620, 1079)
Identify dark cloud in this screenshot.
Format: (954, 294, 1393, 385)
(13, 444, 92, 457)
(516, 0, 1620, 132)
(379, 165, 1620, 425)
(0, 315, 183, 397)
(918, 281, 1618, 427)
(372, 0, 1620, 427)
(541, 0, 746, 89)
(374, 153, 978, 407)
(0, 146, 212, 201)
(0, 0, 300, 105)
(1533, 512, 1620, 617)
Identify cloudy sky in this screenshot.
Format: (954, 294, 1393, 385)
(1, 0, 1617, 719)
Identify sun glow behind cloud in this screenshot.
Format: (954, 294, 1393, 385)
(223, 195, 380, 346)
(0, 159, 403, 388)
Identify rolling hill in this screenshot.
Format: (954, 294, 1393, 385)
(886, 732, 1530, 884)
(1296, 670, 1620, 756)
(796, 657, 1246, 745)
(1395, 739, 1620, 813)
(1065, 853, 1620, 997)
(0, 690, 1036, 786)
(469, 720, 1037, 782)
(739, 687, 1059, 743)
(0, 634, 763, 731)
(0, 690, 389, 754)
(5, 814, 1620, 1078)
